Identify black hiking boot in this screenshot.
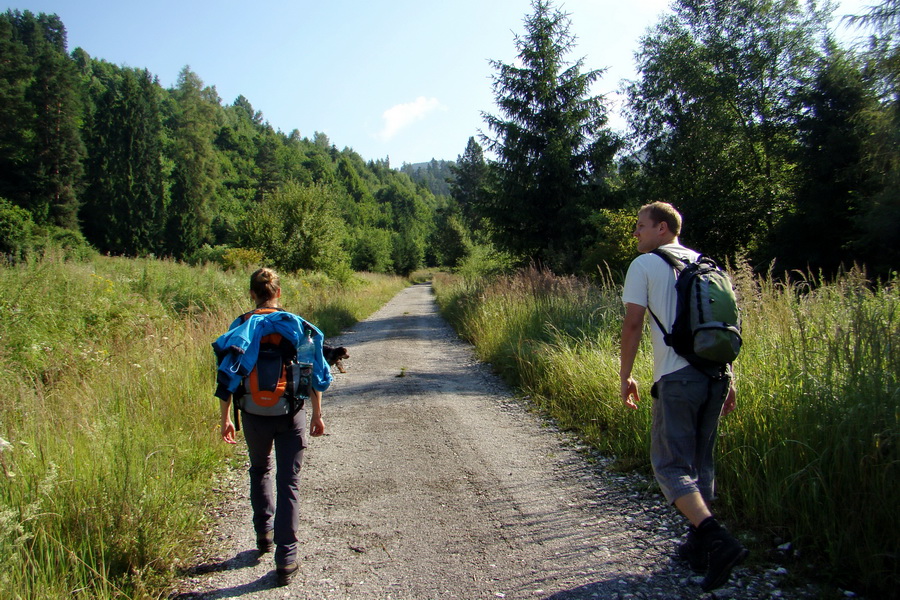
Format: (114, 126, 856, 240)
(675, 524, 707, 573)
(256, 531, 273, 554)
(276, 561, 299, 587)
(697, 518, 749, 592)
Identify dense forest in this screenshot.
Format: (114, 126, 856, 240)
(1, 0, 898, 279)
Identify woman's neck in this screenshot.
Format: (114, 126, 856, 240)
(256, 302, 279, 309)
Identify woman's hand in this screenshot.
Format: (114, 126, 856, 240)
(309, 413, 325, 437)
(722, 384, 737, 416)
(222, 419, 236, 444)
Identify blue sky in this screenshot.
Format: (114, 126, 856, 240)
(7, 0, 874, 166)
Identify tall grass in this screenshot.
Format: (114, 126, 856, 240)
(720, 266, 898, 592)
(433, 265, 899, 597)
(0, 254, 406, 599)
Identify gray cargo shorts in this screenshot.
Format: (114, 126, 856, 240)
(650, 365, 730, 504)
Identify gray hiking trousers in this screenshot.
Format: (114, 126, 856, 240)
(242, 408, 308, 566)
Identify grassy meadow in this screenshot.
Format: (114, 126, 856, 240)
(0, 253, 406, 599)
(433, 264, 898, 598)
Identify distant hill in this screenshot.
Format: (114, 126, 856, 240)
(400, 159, 454, 197)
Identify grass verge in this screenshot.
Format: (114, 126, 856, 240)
(0, 254, 406, 598)
(433, 265, 898, 598)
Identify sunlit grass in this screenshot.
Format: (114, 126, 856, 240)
(0, 254, 406, 598)
(433, 264, 899, 597)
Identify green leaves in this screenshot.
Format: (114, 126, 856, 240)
(626, 0, 830, 260)
(0, 196, 34, 259)
(238, 181, 348, 276)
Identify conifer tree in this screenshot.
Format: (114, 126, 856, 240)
(0, 14, 34, 211)
(846, 0, 900, 275)
(766, 46, 877, 275)
(164, 66, 218, 258)
(448, 136, 488, 230)
(481, 0, 618, 270)
(1, 10, 84, 228)
(81, 62, 165, 255)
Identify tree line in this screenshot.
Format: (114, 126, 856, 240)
(1, 1, 898, 279)
(460, 0, 898, 279)
(0, 9, 450, 276)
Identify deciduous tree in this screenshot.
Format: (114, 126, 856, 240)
(237, 181, 348, 275)
(626, 0, 829, 260)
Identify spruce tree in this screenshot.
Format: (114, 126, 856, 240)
(2, 10, 84, 228)
(81, 62, 165, 255)
(0, 14, 34, 211)
(481, 0, 618, 270)
(164, 66, 218, 258)
(448, 136, 488, 231)
(846, 0, 900, 276)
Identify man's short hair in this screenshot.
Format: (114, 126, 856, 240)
(640, 201, 682, 237)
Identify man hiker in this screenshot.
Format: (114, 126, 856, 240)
(618, 201, 748, 592)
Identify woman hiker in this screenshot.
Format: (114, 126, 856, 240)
(213, 267, 331, 586)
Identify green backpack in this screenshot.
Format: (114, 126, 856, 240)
(648, 248, 742, 371)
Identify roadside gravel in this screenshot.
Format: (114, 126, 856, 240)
(172, 282, 827, 600)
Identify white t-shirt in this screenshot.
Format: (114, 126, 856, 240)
(622, 243, 700, 382)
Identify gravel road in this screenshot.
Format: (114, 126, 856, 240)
(174, 283, 818, 600)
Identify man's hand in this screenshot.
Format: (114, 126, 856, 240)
(621, 377, 640, 410)
(722, 384, 737, 416)
(619, 303, 645, 411)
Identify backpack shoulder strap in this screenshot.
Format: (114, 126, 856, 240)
(646, 248, 691, 342)
(651, 247, 692, 271)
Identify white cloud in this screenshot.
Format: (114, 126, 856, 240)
(377, 97, 445, 141)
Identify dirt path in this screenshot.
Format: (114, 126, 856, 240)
(175, 283, 793, 600)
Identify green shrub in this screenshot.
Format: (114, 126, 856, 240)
(0, 197, 34, 261)
(43, 226, 97, 261)
(238, 181, 348, 276)
(454, 241, 516, 279)
(222, 247, 263, 271)
(578, 208, 637, 282)
(188, 243, 229, 266)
